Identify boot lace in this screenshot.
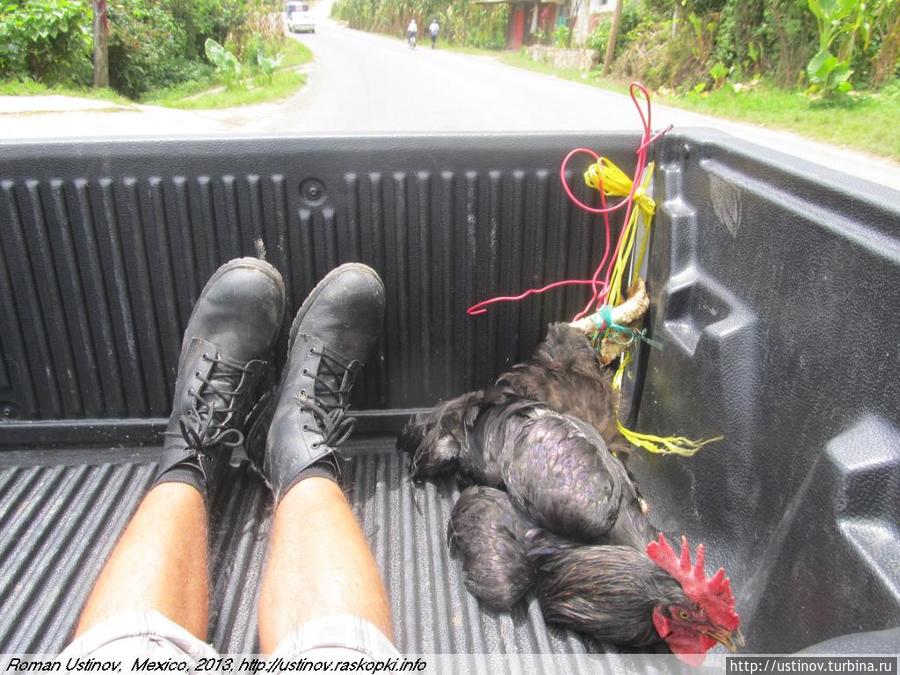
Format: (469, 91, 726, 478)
(165, 352, 251, 451)
(300, 346, 358, 449)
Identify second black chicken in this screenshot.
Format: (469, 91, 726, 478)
(398, 324, 649, 547)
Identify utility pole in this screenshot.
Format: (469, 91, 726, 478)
(602, 0, 623, 75)
(93, 0, 109, 88)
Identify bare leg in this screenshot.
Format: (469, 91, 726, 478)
(72, 259, 285, 643)
(257, 264, 389, 651)
(75, 483, 209, 639)
(257, 478, 393, 652)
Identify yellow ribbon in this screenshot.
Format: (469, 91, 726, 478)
(584, 159, 655, 307)
(589, 160, 722, 457)
(613, 352, 724, 456)
(584, 157, 656, 221)
(617, 421, 724, 457)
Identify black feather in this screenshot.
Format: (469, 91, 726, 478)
(526, 530, 687, 648)
(498, 323, 626, 449)
(399, 388, 521, 486)
(399, 323, 627, 484)
(448, 486, 537, 610)
(397, 392, 484, 480)
(401, 385, 652, 546)
(503, 411, 651, 546)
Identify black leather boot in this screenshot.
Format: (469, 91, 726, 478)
(254, 263, 385, 501)
(154, 257, 285, 500)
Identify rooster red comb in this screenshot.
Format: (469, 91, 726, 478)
(646, 533, 740, 631)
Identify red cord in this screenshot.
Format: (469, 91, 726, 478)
(467, 280, 610, 316)
(466, 82, 670, 320)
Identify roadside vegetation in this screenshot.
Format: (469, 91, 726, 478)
(460, 45, 899, 159)
(333, 0, 899, 158)
(144, 38, 311, 109)
(667, 80, 900, 159)
(0, 0, 310, 109)
(0, 78, 132, 102)
(332, 0, 509, 48)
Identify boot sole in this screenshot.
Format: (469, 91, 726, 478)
(287, 263, 383, 354)
(178, 257, 286, 370)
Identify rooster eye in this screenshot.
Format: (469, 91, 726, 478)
(679, 610, 690, 620)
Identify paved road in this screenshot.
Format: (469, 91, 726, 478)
(266, 7, 899, 188)
(2, 1, 898, 191)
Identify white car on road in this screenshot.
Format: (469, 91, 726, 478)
(287, 4, 315, 33)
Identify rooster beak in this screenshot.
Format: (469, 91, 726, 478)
(708, 627, 745, 652)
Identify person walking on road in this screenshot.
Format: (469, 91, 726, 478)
(407, 19, 418, 49)
(428, 19, 440, 49)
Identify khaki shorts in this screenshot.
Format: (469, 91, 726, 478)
(60, 610, 399, 663)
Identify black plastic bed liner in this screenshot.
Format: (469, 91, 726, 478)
(0, 436, 604, 656)
(1, 132, 898, 656)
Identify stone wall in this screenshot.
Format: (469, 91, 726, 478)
(526, 46, 599, 71)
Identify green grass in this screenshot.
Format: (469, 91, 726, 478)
(499, 51, 631, 95)
(0, 79, 132, 105)
(659, 84, 900, 160)
(144, 68, 307, 109)
(0, 39, 313, 111)
(144, 39, 313, 109)
(280, 38, 315, 68)
(448, 45, 899, 160)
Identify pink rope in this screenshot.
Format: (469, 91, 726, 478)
(467, 82, 670, 320)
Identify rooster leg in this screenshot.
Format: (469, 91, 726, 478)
(568, 278, 649, 334)
(569, 279, 650, 365)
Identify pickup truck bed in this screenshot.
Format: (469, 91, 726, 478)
(0, 438, 604, 656)
(0, 132, 897, 655)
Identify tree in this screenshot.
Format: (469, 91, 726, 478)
(93, 0, 109, 87)
(603, 0, 623, 73)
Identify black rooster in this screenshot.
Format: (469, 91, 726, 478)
(399, 323, 742, 664)
(446, 485, 536, 609)
(447, 487, 741, 665)
(406, 389, 650, 547)
(398, 325, 648, 546)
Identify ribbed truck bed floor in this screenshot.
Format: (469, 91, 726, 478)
(0, 436, 601, 656)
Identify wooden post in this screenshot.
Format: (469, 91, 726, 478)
(602, 0, 623, 75)
(93, 0, 109, 89)
(672, 0, 680, 38)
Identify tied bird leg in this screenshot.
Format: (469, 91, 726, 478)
(568, 278, 650, 366)
(568, 278, 650, 334)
